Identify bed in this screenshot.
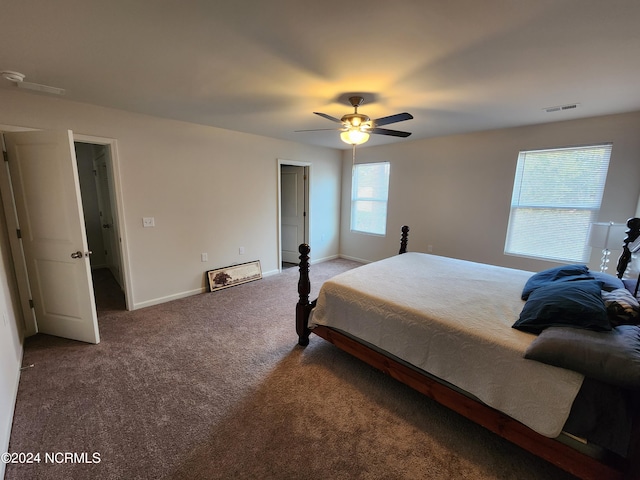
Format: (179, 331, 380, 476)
(296, 221, 640, 480)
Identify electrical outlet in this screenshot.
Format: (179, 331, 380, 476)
(142, 217, 155, 228)
(427, 245, 433, 253)
(239, 247, 245, 255)
(201, 253, 208, 262)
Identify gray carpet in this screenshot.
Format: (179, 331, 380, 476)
(5, 259, 577, 479)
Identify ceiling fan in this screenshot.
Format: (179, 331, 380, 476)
(298, 96, 413, 146)
(1, 70, 65, 95)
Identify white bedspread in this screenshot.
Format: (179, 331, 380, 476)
(309, 252, 584, 438)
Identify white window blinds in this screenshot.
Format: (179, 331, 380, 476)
(351, 162, 390, 236)
(504, 144, 612, 263)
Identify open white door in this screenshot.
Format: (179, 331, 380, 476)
(4, 130, 100, 344)
(281, 165, 307, 264)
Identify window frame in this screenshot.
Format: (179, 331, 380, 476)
(350, 161, 391, 236)
(504, 143, 612, 263)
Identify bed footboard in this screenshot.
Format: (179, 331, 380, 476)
(297, 226, 410, 346)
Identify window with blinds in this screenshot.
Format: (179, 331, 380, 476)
(351, 162, 390, 236)
(504, 144, 612, 263)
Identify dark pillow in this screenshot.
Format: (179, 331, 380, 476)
(513, 280, 609, 334)
(524, 325, 640, 389)
(589, 271, 625, 292)
(601, 288, 640, 326)
(521, 264, 592, 300)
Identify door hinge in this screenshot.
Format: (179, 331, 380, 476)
(16, 229, 21, 239)
(303, 211, 307, 217)
(28, 299, 34, 309)
(2, 150, 8, 162)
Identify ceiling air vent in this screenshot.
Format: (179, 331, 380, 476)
(544, 103, 580, 113)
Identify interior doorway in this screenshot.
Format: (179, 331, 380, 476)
(0, 128, 130, 343)
(75, 142, 126, 313)
(278, 160, 310, 270)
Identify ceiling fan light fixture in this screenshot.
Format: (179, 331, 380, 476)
(304, 95, 413, 146)
(341, 129, 370, 145)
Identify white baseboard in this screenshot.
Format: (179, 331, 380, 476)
(131, 269, 281, 309)
(338, 254, 370, 264)
(132, 287, 205, 310)
(131, 258, 347, 310)
(310, 254, 339, 264)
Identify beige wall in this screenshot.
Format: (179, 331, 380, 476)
(340, 111, 640, 272)
(0, 89, 343, 309)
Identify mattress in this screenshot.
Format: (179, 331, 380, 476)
(309, 252, 585, 438)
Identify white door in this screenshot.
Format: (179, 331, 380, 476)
(281, 165, 306, 264)
(4, 130, 100, 344)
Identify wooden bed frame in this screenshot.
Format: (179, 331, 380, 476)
(296, 222, 640, 480)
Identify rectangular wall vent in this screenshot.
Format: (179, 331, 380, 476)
(544, 103, 580, 113)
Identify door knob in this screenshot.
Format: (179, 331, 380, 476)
(70, 251, 92, 259)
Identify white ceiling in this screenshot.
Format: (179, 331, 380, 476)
(2, 0, 640, 149)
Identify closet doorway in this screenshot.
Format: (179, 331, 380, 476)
(75, 141, 126, 313)
(278, 159, 310, 270)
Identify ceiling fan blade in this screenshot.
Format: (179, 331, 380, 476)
(314, 112, 344, 124)
(369, 127, 412, 138)
(1, 71, 65, 95)
(17, 81, 65, 95)
(295, 128, 342, 132)
(373, 112, 413, 127)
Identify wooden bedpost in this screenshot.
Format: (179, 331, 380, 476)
(296, 243, 312, 346)
(399, 225, 410, 254)
(616, 217, 640, 279)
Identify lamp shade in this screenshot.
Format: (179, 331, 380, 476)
(587, 222, 627, 249)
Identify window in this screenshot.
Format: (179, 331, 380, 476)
(504, 144, 612, 263)
(351, 162, 390, 235)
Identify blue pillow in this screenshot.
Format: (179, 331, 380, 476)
(521, 264, 592, 300)
(513, 280, 610, 334)
(589, 271, 625, 292)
